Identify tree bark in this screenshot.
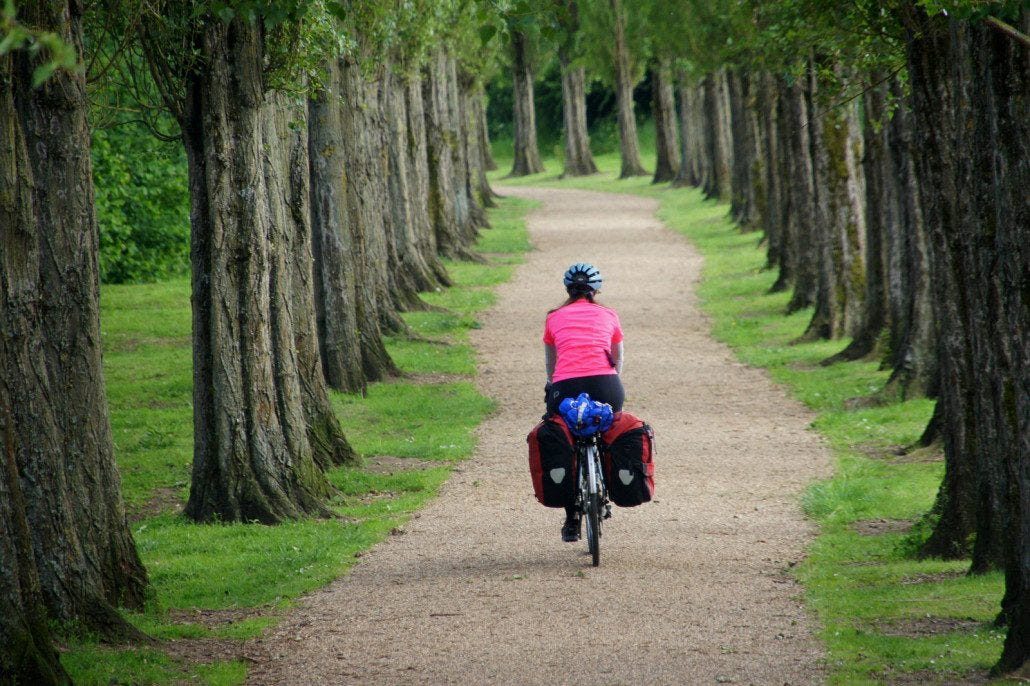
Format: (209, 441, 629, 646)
(403, 73, 452, 287)
(783, 74, 818, 310)
(425, 50, 480, 260)
(559, 56, 598, 177)
(264, 94, 354, 469)
(455, 63, 489, 232)
(801, 67, 866, 342)
(469, 84, 498, 207)
(338, 58, 408, 350)
(904, 5, 983, 564)
(1, 409, 71, 684)
(509, 30, 545, 176)
(760, 74, 786, 275)
(0, 0, 150, 640)
(179, 18, 334, 523)
(308, 58, 366, 394)
(881, 80, 936, 400)
(476, 86, 497, 171)
(822, 80, 889, 365)
(702, 71, 733, 200)
(651, 57, 679, 183)
(384, 68, 450, 307)
(728, 70, 754, 225)
(610, 0, 648, 178)
(672, 70, 703, 188)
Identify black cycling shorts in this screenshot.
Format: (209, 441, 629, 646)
(546, 374, 625, 415)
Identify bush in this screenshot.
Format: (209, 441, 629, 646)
(91, 123, 190, 284)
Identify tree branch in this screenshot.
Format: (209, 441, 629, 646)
(984, 17, 1030, 50)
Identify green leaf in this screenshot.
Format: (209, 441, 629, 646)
(479, 24, 497, 45)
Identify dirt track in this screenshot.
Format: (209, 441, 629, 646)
(247, 186, 832, 685)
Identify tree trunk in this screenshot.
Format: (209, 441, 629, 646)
(651, 57, 679, 183)
(672, 70, 702, 188)
(308, 59, 367, 394)
(559, 55, 598, 177)
(0, 0, 150, 640)
(610, 0, 648, 178)
(264, 94, 354, 469)
(425, 50, 480, 260)
(180, 18, 334, 523)
(1, 409, 71, 684)
(760, 74, 785, 274)
(822, 80, 889, 365)
(338, 58, 408, 350)
(881, 80, 936, 400)
(783, 75, 818, 310)
(904, 5, 982, 564)
(469, 84, 498, 207)
(404, 73, 452, 287)
(509, 30, 545, 176)
(455, 63, 488, 232)
(801, 67, 866, 342)
(384, 68, 450, 307)
(476, 87, 497, 172)
(903, 7, 1025, 588)
(702, 71, 732, 201)
(728, 70, 753, 224)
(741, 72, 766, 232)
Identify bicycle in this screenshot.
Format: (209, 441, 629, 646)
(564, 404, 613, 567)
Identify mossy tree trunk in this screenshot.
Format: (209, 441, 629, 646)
(701, 71, 732, 200)
(672, 71, 703, 188)
(651, 57, 679, 183)
(610, 0, 648, 178)
(265, 95, 354, 468)
(468, 83, 498, 207)
(425, 49, 479, 260)
(783, 75, 818, 311)
(338, 57, 408, 355)
(881, 79, 936, 400)
(823, 81, 890, 365)
(308, 58, 366, 395)
(760, 74, 786, 275)
(179, 18, 334, 523)
(0, 0, 150, 642)
(404, 73, 452, 287)
(510, 30, 545, 176)
(1, 412, 71, 684)
(559, 56, 598, 177)
(384, 68, 450, 307)
(801, 66, 866, 342)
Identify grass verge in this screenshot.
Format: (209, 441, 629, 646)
(66, 195, 535, 684)
(488, 148, 1006, 684)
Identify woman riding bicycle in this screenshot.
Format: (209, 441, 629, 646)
(543, 263, 624, 542)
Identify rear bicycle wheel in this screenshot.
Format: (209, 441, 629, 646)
(585, 491, 600, 567)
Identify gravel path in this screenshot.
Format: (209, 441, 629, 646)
(247, 186, 832, 685)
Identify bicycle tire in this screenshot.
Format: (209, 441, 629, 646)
(586, 491, 601, 566)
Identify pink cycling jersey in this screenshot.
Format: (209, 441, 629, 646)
(543, 300, 623, 383)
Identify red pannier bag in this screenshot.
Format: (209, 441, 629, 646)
(527, 414, 577, 508)
(601, 412, 655, 507)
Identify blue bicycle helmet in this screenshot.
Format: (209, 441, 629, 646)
(563, 262, 602, 294)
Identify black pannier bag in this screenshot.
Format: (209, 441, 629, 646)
(527, 414, 577, 508)
(601, 412, 655, 507)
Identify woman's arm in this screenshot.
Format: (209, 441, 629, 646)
(544, 344, 557, 383)
(611, 341, 624, 374)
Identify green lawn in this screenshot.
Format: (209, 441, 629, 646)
(63, 195, 535, 685)
(488, 137, 1007, 684)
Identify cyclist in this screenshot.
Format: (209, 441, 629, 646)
(543, 262, 624, 542)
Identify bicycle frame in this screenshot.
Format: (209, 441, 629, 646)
(575, 434, 609, 566)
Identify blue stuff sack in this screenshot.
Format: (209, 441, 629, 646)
(559, 393, 614, 437)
